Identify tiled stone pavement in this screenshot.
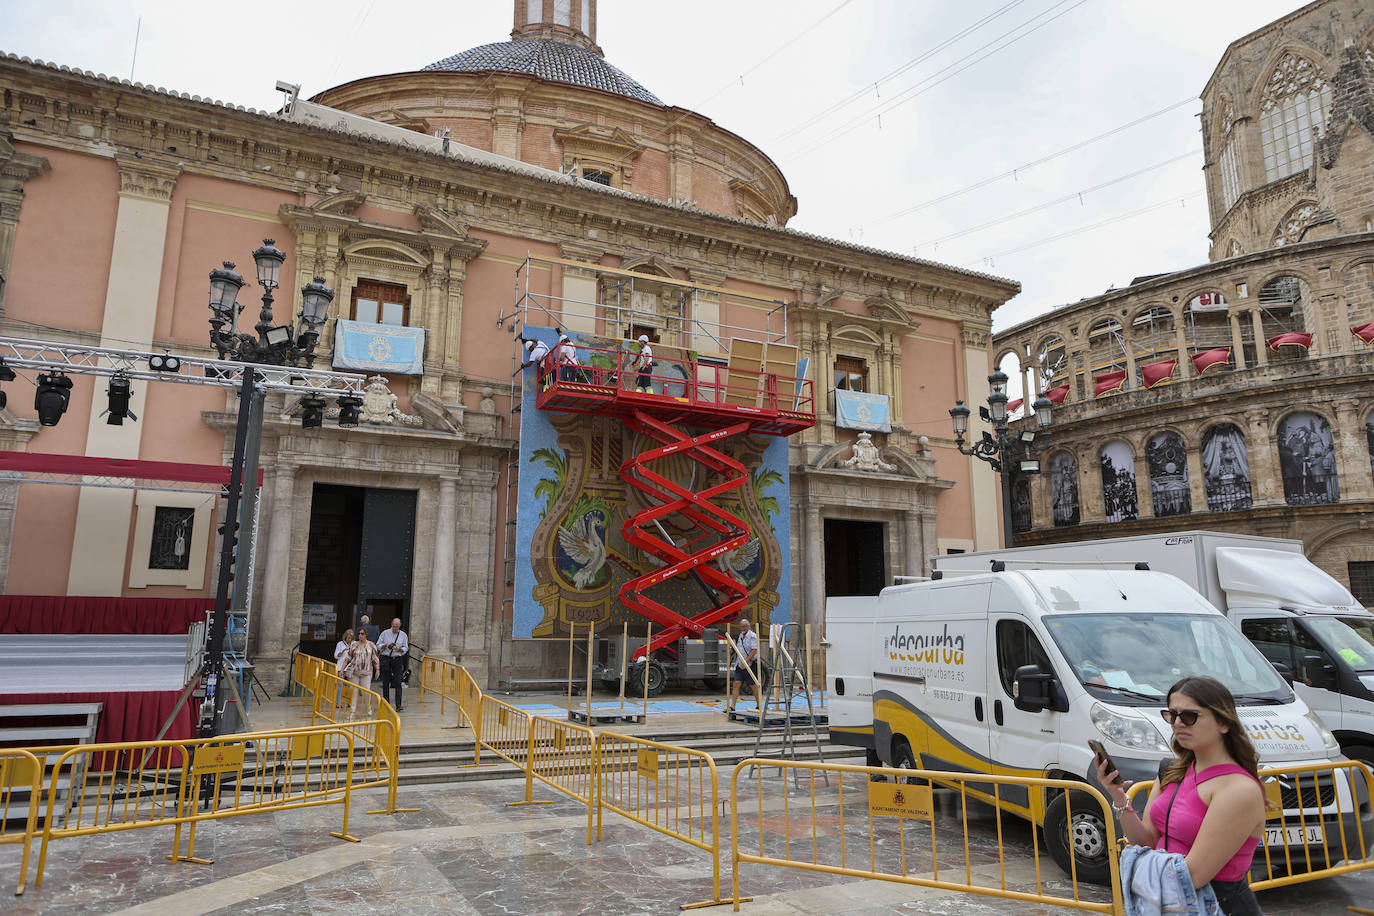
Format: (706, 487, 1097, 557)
(2, 775, 1370, 915)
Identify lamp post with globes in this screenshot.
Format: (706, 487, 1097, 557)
(200, 240, 353, 738)
(949, 370, 1053, 548)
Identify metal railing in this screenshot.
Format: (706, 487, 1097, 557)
(0, 749, 43, 895)
(730, 759, 1123, 914)
(1126, 759, 1374, 892)
(301, 664, 410, 815)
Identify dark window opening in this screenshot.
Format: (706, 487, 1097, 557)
(1350, 562, 1374, 606)
(351, 278, 411, 327)
(582, 169, 612, 186)
(149, 506, 194, 571)
(995, 619, 1052, 698)
(824, 518, 885, 596)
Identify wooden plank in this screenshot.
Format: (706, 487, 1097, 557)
(724, 338, 764, 407)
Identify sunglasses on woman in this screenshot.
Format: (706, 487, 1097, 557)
(1160, 708, 1202, 726)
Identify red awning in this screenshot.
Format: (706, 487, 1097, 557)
(0, 451, 263, 486)
(1043, 384, 1070, 405)
(1139, 358, 1177, 389)
(1192, 347, 1232, 375)
(1266, 332, 1312, 351)
(1093, 370, 1128, 397)
(1352, 322, 1374, 345)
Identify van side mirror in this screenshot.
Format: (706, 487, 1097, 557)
(1271, 662, 1294, 686)
(1301, 653, 1339, 690)
(1013, 664, 1056, 713)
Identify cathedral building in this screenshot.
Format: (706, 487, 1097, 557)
(0, 1, 1019, 685)
(993, 0, 1374, 603)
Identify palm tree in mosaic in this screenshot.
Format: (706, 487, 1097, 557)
(531, 447, 567, 519)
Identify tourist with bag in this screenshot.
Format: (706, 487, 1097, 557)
(343, 628, 380, 716)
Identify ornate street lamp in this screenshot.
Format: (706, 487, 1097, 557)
(949, 373, 1053, 547)
(207, 239, 335, 369)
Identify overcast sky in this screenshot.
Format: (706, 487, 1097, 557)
(7, 0, 1306, 334)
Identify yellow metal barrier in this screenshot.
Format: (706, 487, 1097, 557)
(730, 759, 1123, 914)
(597, 732, 730, 909)
(0, 748, 42, 895)
(476, 693, 532, 772)
(33, 724, 362, 888)
(309, 667, 414, 815)
(527, 715, 596, 828)
(1126, 759, 1374, 893)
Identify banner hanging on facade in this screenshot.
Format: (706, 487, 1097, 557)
(1093, 369, 1127, 397)
(1266, 331, 1312, 352)
(1139, 358, 1177, 388)
(834, 389, 892, 432)
(1192, 347, 1232, 375)
(1351, 322, 1374, 345)
(332, 320, 426, 375)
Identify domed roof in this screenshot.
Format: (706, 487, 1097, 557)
(423, 39, 662, 106)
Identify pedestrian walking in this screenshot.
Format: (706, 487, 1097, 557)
(376, 617, 410, 711)
(343, 628, 380, 717)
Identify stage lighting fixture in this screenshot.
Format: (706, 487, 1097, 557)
(300, 395, 325, 429)
(337, 394, 363, 428)
(34, 372, 73, 427)
(148, 352, 182, 372)
(0, 358, 14, 410)
(106, 373, 137, 425)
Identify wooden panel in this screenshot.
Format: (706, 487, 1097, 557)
(765, 342, 800, 409)
(724, 338, 764, 406)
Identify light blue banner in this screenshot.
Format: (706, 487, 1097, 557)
(834, 389, 892, 432)
(332, 320, 426, 375)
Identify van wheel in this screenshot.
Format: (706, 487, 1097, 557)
(1044, 789, 1113, 886)
(1341, 744, 1374, 769)
(892, 738, 924, 785)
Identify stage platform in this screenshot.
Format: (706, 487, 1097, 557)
(0, 634, 188, 693)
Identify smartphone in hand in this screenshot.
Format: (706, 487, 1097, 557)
(1088, 739, 1123, 786)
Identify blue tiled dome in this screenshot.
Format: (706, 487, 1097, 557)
(423, 39, 662, 106)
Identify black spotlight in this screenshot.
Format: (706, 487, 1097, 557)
(337, 394, 362, 428)
(105, 373, 137, 425)
(0, 358, 14, 410)
(148, 352, 181, 372)
(34, 372, 74, 427)
(300, 395, 325, 429)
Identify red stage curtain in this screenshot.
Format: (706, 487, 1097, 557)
(0, 690, 194, 744)
(1043, 384, 1070, 404)
(1093, 370, 1128, 397)
(0, 596, 209, 634)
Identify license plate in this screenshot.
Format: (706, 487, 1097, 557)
(1263, 824, 1326, 846)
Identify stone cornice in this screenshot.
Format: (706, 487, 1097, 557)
(0, 54, 1017, 321)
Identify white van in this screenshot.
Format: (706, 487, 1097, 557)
(826, 568, 1365, 882)
(930, 531, 1374, 765)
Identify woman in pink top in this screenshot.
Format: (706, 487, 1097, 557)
(1095, 676, 1267, 915)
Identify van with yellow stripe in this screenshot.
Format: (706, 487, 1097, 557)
(826, 567, 1360, 883)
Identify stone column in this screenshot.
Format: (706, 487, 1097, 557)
(428, 476, 458, 655)
(454, 468, 498, 684)
(1134, 452, 1155, 518)
(1245, 411, 1280, 506)
(1173, 317, 1193, 380)
(1250, 310, 1269, 366)
(1123, 329, 1139, 390)
(1185, 442, 1207, 514)
(1333, 400, 1371, 501)
(804, 503, 824, 629)
(258, 463, 297, 654)
(904, 509, 922, 578)
(1080, 444, 1105, 524)
(1228, 311, 1248, 370)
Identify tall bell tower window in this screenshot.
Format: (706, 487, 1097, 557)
(1258, 54, 1332, 182)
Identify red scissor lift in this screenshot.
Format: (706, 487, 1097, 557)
(534, 343, 815, 690)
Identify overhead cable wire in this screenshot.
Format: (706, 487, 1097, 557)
(913, 149, 1200, 251)
(961, 190, 1207, 266)
(769, 0, 1030, 145)
(786, 0, 1090, 161)
(870, 95, 1199, 227)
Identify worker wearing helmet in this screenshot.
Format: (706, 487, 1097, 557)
(633, 334, 654, 393)
(556, 333, 579, 382)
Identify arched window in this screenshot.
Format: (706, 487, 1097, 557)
(1258, 53, 1332, 182)
(1277, 412, 1339, 506)
(1201, 424, 1252, 512)
(1050, 452, 1080, 527)
(1216, 97, 1241, 211)
(1099, 441, 1138, 523)
(1038, 336, 1068, 389)
(1011, 477, 1032, 533)
(1147, 431, 1191, 517)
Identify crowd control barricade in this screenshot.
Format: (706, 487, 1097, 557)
(526, 715, 597, 832)
(309, 668, 414, 814)
(597, 732, 729, 909)
(476, 693, 533, 775)
(730, 759, 1123, 914)
(1126, 759, 1374, 893)
(0, 749, 43, 894)
(32, 725, 362, 888)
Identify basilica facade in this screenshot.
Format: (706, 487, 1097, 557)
(0, 0, 1018, 685)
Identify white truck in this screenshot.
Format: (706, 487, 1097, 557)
(930, 531, 1374, 765)
(825, 567, 1364, 883)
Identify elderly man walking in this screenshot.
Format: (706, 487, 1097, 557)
(376, 617, 410, 711)
(727, 617, 764, 714)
